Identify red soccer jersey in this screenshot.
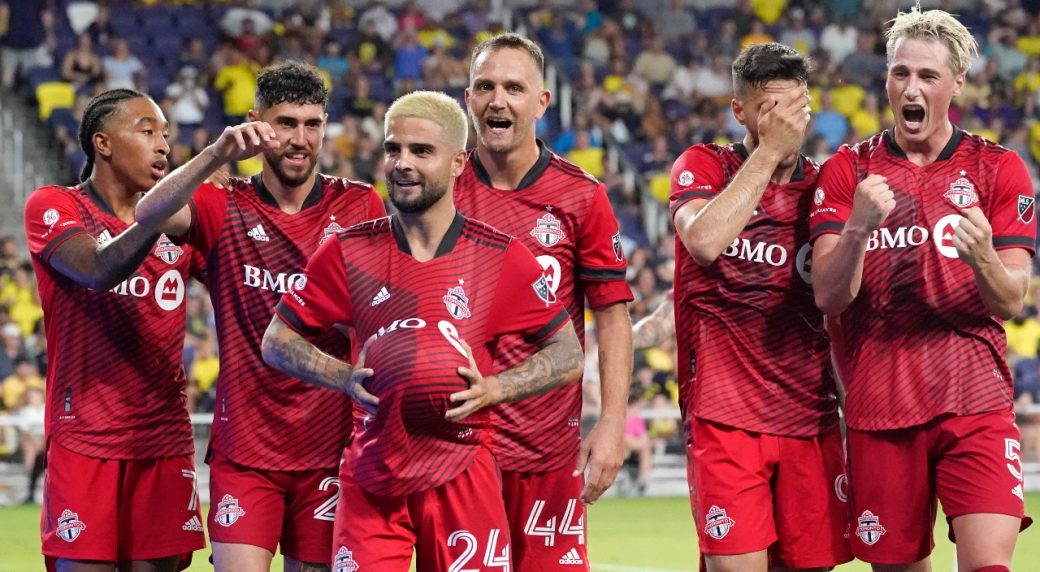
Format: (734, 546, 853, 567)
(454, 144, 633, 473)
(183, 174, 386, 470)
(25, 183, 198, 459)
(274, 214, 569, 496)
(810, 129, 1037, 431)
(669, 143, 840, 437)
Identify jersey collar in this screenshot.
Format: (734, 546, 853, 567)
(883, 127, 963, 162)
(391, 211, 465, 259)
(81, 179, 117, 216)
(470, 140, 553, 191)
(732, 142, 807, 182)
(251, 173, 325, 211)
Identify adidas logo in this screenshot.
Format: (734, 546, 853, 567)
(371, 286, 390, 306)
(182, 515, 203, 532)
(248, 224, 270, 242)
(559, 548, 583, 565)
(96, 229, 113, 246)
(1012, 483, 1024, 501)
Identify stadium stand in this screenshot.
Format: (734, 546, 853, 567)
(1, 0, 1040, 504)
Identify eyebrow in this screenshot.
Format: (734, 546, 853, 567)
(134, 117, 169, 129)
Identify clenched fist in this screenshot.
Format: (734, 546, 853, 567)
(952, 206, 996, 269)
(847, 174, 895, 233)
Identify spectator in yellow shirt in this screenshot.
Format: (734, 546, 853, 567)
(213, 48, 258, 124)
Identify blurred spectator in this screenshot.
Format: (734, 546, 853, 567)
(234, 17, 268, 62)
(359, 0, 399, 42)
(393, 30, 429, 81)
(60, 33, 102, 91)
(179, 37, 209, 80)
(991, 26, 1028, 82)
(820, 18, 858, 67)
(102, 37, 144, 91)
(165, 66, 209, 131)
(779, 8, 816, 55)
(623, 387, 652, 495)
(0, 323, 28, 381)
(15, 384, 45, 503)
(653, 0, 695, 44)
(813, 91, 850, 151)
(740, 20, 775, 51)
(213, 48, 257, 125)
(0, 0, 52, 89)
(632, 36, 676, 88)
(398, 2, 427, 33)
(354, 19, 393, 74)
(1, 358, 42, 412)
(841, 30, 887, 87)
(317, 40, 350, 83)
(220, 6, 274, 40)
(1, 263, 43, 338)
(188, 333, 218, 414)
(566, 130, 605, 179)
(86, 3, 113, 49)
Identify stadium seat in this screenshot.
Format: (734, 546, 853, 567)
(35, 82, 76, 121)
(26, 67, 62, 91)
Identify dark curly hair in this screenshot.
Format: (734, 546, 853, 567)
(732, 43, 811, 96)
(255, 61, 329, 111)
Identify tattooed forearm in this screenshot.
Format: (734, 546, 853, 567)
(94, 225, 161, 290)
(495, 320, 584, 403)
(632, 298, 674, 350)
(261, 315, 353, 392)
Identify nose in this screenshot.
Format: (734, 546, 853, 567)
(903, 76, 922, 99)
(288, 124, 307, 147)
(489, 85, 507, 110)
(157, 136, 170, 156)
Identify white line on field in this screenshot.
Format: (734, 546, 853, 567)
(593, 564, 689, 572)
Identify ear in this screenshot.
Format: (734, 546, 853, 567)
(951, 72, 966, 97)
(450, 149, 467, 179)
(463, 87, 471, 106)
(93, 131, 112, 159)
(731, 98, 746, 126)
(535, 87, 551, 120)
(247, 109, 259, 122)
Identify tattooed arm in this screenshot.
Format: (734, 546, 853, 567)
(445, 320, 583, 421)
(261, 315, 379, 410)
(47, 226, 161, 292)
(632, 295, 675, 350)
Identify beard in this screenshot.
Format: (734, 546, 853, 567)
(389, 179, 449, 214)
(265, 149, 317, 188)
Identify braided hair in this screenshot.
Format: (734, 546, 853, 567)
(77, 88, 147, 182)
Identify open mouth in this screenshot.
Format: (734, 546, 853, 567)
(486, 118, 513, 133)
(392, 178, 420, 189)
(902, 104, 925, 128)
(283, 151, 309, 167)
(151, 160, 168, 179)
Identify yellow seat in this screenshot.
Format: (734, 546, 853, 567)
(35, 81, 76, 121)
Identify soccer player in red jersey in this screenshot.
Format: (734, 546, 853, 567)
(455, 33, 633, 570)
(669, 43, 851, 572)
(811, 8, 1035, 571)
(135, 62, 385, 571)
(25, 89, 204, 571)
(259, 90, 584, 571)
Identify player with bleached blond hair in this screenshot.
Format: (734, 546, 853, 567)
(811, 7, 1035, 571)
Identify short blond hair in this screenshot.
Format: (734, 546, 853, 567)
(385, 91, 468, 152)
(885, 6, 978, 76)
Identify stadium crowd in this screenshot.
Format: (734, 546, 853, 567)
(2, 0, 1040, 508)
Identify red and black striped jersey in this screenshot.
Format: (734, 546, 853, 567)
(669, 143, 840, 437)
(183, 174, 386, 470)
(810, 129, 1037, 431)
(25, 183, 200, 459)
(275, 213, 568, 495)
(454, 143, 633, 473)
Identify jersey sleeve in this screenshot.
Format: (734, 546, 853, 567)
(989, 151, 1037, 255)
(809, 147, 857, 242)
(24, 186, 89, 264)
(577, 182, 633, 310)
(668, 144, 727, 218)
(273, 236, 355, 337)
(182, 182, 230, 254)
(487, 240, 570, 344)
(365, 188, 388, 220)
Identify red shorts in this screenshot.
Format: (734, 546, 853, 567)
(846, 410, 1032, 564)
(501, 464, 588, 570)
(207, 450, 338, 564)
(687, 418, 852, 568)
(331, 446, 509, 572)
(41, 441, 204, 566)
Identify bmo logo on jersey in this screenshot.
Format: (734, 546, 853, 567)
(109, 270, 185, 311)
(864, 215, 964, 259)
(242, 265, 306, 294)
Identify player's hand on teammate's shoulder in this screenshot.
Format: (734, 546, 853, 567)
(347, 334, 379, 415)
(952, 206, 996, 268)
(447, 339, 502, 422)
(213, 121, 279, 163)
(848, 174, 895, 233)
(204, 164, 232, 190)
(757, 87, 811, 159)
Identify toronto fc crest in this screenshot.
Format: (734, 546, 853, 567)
(56, 509, 86, 542)
(855, 510, 886, 546)
(943, 171, 978, 208)
(334, 546, 360, 572)
(530, 209, 566, 247)
(154, 234, 184, 264)
(214, 494, 246, 527)
(443, 279, 472, 319)
(703, 505, 735, 540)
(320, 215, 346, 245)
